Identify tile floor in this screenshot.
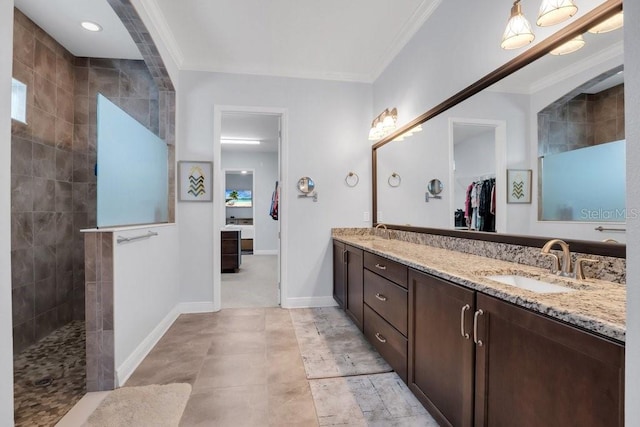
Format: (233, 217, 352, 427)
(125, 307, 318, 426)
(13, 321, 86, 427)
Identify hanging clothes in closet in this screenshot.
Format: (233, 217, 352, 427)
(464, 178, 496, 232)
(269, 181, 279, 220)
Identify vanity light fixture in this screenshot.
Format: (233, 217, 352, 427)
(81, 21, 103, 32)
(588, 11, 623, 34)
(220, 139, 261, 145)
(368, 108, 398, 140)
(501, 0, 535, 50)
(536, 0, 578, 27)
(549, 34, 585, 55)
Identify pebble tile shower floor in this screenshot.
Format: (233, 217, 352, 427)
(13, 321, 86, 427)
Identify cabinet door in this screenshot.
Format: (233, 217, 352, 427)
(474, 293, 624, 427)
(332, 240, 346, 308)
(345, 245, 364, 331)
(408, 269, 475, 427)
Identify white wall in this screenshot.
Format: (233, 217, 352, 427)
(625, 0, 640, 423)
(223, 152, 279, 252)
(0, 2, 14, 424)
(177, 72, 372, 306)
(112, 224, 180, 385)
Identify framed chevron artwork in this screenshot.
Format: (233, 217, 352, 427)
(178, 161, 213, 202)
(507, 169, 532, 204)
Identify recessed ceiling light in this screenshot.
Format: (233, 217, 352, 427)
(81, 21, 103, 32)
(221, 139, 260, 145)
(241, 171, 248, 174)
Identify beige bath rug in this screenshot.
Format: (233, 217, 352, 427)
(290, 307, 392, 379)
(83, 383, 191, 427)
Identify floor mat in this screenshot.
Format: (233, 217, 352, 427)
(290, 307, 392, 379)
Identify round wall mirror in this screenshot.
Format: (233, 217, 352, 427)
(427, 179, 443, 195)
(297, 177, 315, 194)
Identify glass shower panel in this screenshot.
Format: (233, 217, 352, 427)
(540, 140, 625, 222)
(97, 94, 168, 227)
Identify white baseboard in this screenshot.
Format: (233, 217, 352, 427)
(178, 301, 217, 313)
(283, 296, 338, 309)
(253, 249, 279, 255)
(116, 306, 181, 387)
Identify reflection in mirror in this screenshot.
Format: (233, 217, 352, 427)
(538, 68, 625, 222)
(427, 179, 443, 195)
(373, 11, 624, 243)
(297, 177, 315, 194)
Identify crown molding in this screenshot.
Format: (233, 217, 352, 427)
(528, 40, 623, 94)
(180, 61, 373, 84)
(136, 0, 185, 69)
(369, 0, 442, 82)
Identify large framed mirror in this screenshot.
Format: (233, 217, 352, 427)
(372, 0, 624, 257)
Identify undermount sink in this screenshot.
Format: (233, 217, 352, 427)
(485, 275, 576, 294)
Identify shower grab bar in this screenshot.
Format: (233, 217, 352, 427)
(594, 226, 626, 232)
(117, 231, 158, 244)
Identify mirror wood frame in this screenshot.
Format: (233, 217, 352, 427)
(371, 0, 625, 258)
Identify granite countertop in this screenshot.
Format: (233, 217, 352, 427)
(333, 233, 626, 343)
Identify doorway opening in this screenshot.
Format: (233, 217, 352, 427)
(215, 109, 285, 309)
(449, 118, 507, 233)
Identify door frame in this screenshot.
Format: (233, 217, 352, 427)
(448, 118, 507, 233)
(212, 105, 288, 310)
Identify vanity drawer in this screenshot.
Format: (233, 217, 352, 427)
(364, 304, 407, 383)
(364, 252, 407, 289)
(364, 270, 407, 336)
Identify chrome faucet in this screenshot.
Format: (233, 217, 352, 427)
(540, 238, 598, 280)
(540, 239, 572, 276)
(375, 223, 390, 240)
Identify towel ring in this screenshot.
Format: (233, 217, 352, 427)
(388, 172, 401, 187)
(345, 172, 359, 187)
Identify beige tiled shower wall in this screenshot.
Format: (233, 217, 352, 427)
(11, 7, 175, 354)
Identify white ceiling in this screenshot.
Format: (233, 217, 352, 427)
(15, 0, 441, 83)
(221, 112, 280, 153)
(14, 0, 142, 60)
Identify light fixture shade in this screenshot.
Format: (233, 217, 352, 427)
(381, 114, 396, 131)
(368, 127, 379, 141)
(536, 0, 578, 27)
(588, 11, 623, 34)
(550, 34, 585, 55)
(501, 2, 535, 50)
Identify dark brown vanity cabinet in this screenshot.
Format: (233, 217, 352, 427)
(408, 269, 476, 427)
(363, 252, 408, 382)
(474, 293, 624, 427)
(409, 268, 625, 427)
(333, 240, 347, 308)
(333, 241, 364, 330)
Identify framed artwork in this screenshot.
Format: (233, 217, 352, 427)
(507, 169, 532, 204)
(178, 161, 213, 202)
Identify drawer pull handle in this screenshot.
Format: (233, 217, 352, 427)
(375, 332, 387, 343)
(375, 293, 387, 301)
(473, 309, 484, 347)
(375, 263, 387, 270)
(460, 304, 470, 340)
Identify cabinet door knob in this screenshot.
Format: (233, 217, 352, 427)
(460, 304, 470, 339)
(375, 332, 387, 343)
(473, 309, 484, 346)
(375, 293, 387, 302)
(375, 263, 387, 270)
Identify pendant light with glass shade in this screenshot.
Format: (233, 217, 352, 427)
(588, 11, 623, 34)
(501, 0, 535, 50)
(536, 0, 578, 27)
(550, 34, 585, 55)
